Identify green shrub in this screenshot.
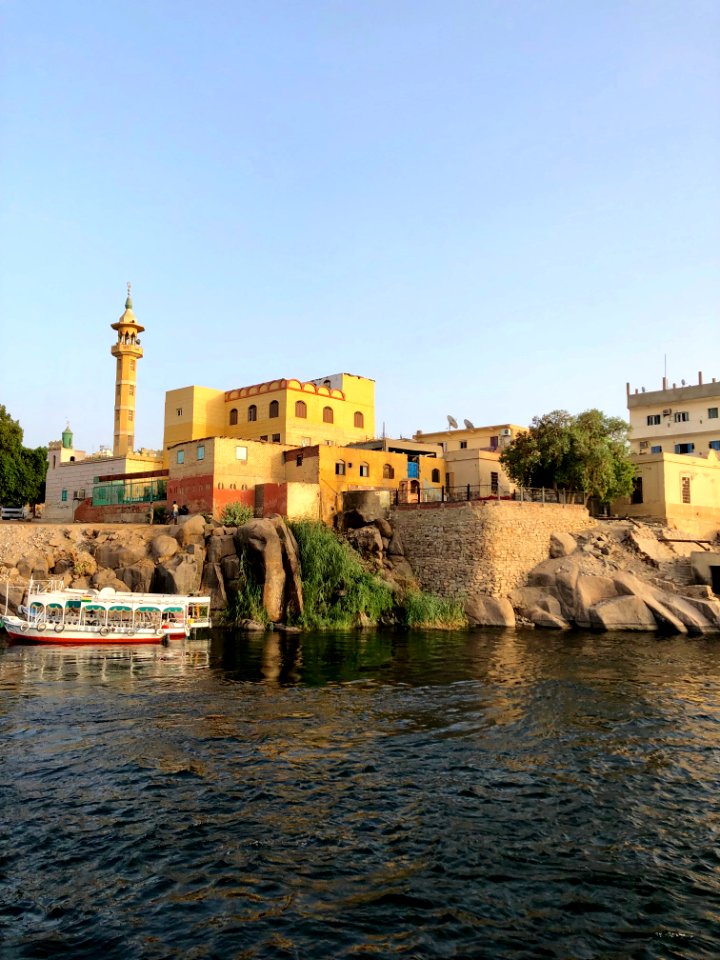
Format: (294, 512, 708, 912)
(288, 519, 394, 629)
(400, 590, 467, 630)
(226, 549, 269, 625)
(221, 502, 254, 527)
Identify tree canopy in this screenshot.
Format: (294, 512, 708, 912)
(499, 409, 635, 505)
(0, 405, 48, 507)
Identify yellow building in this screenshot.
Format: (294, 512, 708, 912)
(285, 443, 435, 524)
(164, 372, 375, 455)
(627, 372, 720, 457)
(111, 284, 144, 456)
(615, 450, 720, 539)
(414, 423, 523, 495)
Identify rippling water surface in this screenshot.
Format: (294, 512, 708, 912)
(1, 629, 719, 959)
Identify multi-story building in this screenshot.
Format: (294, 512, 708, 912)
(163, 373, 375, 454)
(45, 424, 162, 522)
(616, 372, 720, 536)
(413, 423, 523, 495)
(627, 372, 720, 457)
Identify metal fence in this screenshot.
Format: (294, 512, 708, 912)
(391, 484, 586, 506)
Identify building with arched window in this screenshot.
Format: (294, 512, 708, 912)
(164, 372, 375, 453)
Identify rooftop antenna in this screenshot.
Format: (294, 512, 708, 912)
(447, 415, 458, 429)
(463, 418, 475, 430)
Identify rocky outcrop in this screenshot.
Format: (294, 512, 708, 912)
(512, 521, 720, 635)
(465, 596, 515, 628)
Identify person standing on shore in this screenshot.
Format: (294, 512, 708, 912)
(171, 501, 179, 524)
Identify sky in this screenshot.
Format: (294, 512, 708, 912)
(1, 0, 718, 452)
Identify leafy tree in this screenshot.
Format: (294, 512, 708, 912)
(500, 408, 635, 505)
(0, 405, 48, 507)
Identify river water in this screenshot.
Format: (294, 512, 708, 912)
(1, 629, 718, 959)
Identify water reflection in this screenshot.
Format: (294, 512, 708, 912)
(1, 628, 719, 959)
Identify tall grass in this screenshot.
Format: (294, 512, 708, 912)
(288, 520, 394, 629)
(399, 591, 467, 630)
(226, 548, 269, 625)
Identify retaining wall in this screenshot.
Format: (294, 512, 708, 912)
(391, 500, 593, 599)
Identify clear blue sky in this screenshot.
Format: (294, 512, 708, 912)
(2, 0, 718, 451)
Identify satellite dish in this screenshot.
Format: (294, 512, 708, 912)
(447, 415, 458, 429)
(463, 419, 475, 430)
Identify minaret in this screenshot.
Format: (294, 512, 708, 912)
(110, 283, 144, 456)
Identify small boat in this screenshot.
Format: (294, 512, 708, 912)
(1, 579, 212, 644)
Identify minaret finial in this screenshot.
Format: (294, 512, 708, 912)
(125, 281, 133, 309)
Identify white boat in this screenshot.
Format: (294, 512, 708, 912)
(1, 579, 212, 644)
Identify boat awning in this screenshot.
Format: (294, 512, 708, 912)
(136, 606, 161, 613)
(109, 605, 133, 612)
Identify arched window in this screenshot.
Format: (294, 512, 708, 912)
(359, 462, 369, 477)
(229, 408, 238, 426)
(354, 411, 364, 428)
(248, 404, 257, 422)
(335, 460, 346, 476)
(383, 464, 395, 480)
(269, 400, 279, 418)
(431, 468, 440, 483)
(323, 406, 334, 424)
(295, 400, 307, 418)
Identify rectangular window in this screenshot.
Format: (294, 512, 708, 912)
(674, 411, 689, 422)
(490, 436, 499, 450)
(359, 463, 369, 477)
(490, 471, 499, 494)
(301, 437, 311, 446)
(197, 445, 205, 461)
(681, 476, 691, 504)
(296, 455, 303, 466)
(709, 440, 720, 451)
(272, 434, 281, 443)
(709, 408, 719, 419)
(176, 407, 183, 417)
(236, 446, 248, 461)
(260, 435, 268, 442)
(646, 414, 661, 426)
(128, 410, 134, 421)
(335, 461, 346, 475)
(459, 441, 467, 449)
(650, 445, 662, 454)
(61, 489, 68, 502)
(129, 385, 134, 396)
(674, 443, 694, 454)
(631, 477, 643, 504)
(177, 450, 185, 464)
(639, 441, 649, 451)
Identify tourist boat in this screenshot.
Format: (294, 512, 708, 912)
(0, 579, 212, 644)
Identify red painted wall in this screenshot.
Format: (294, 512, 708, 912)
(255, 483, 288, 517)
(74, 499, 161, 523)
(213, 487, 255, 517)
(168, 476, 215, 515)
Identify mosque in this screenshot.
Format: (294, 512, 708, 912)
(43, 289, 525, 524)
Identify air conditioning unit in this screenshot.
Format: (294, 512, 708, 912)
(662, 408, 672, 416)
(501, 428, 512, 437)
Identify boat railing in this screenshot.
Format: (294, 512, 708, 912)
(29, 578, 66, 595)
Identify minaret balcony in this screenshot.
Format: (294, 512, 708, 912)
(111, 343, 144, 359)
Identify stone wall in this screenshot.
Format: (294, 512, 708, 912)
(391, 500, 593, 599)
